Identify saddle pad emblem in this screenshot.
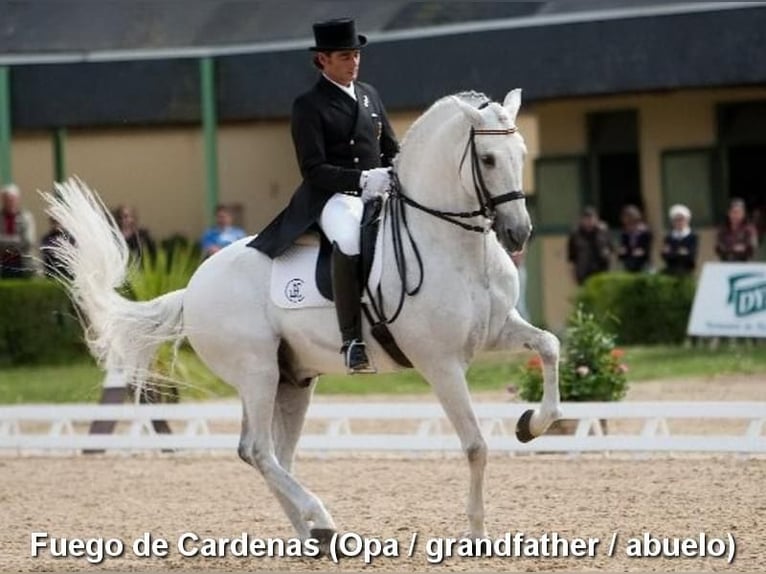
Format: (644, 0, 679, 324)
(270, 241, 383, 310)
(271, 243, 331, 309)
(284, 278, 305, 303)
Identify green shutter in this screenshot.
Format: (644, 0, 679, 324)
(534, 156, 587, 234)
(661, 148, 715, 227)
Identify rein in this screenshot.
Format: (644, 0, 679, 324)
(367, 123, 526, 326)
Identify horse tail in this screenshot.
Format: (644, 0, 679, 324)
(42, 177, 185, 384)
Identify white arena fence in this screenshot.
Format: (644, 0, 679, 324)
(0, 401, 764, 455)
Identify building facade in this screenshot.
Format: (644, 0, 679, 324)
(2, 1, 765, 328)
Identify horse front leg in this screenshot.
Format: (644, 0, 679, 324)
(494, 309, 562, 441)
(421, 362, 487, 538)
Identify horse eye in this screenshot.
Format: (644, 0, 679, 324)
(481, 154, 496, 167)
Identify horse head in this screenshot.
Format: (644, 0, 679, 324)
(451, 89, 532, 253)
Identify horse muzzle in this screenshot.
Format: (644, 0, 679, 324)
(494, 220, 532, 253)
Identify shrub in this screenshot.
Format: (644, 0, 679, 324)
(518, 306, 629, 402)
(0, 242, 203, 368)
(576, 272, 696, 344)
(127, 242, 201, 301)
(0, 279, 88, 366)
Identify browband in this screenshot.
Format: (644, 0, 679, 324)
(473, 127, 517, 135)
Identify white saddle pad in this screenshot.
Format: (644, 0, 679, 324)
(270, 232, 384, 309)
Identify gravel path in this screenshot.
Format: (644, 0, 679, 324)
(1, 375, 764, 572)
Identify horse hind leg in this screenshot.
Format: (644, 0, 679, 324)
(268, 344, 329, 539)
(238, 405, 308, 539)
(268, 377, 318, 539)
(496, 310, 562, 441)
(235, 361, 336, 538)
(273, 376, 316, 475)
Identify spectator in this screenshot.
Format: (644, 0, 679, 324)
(661, 204, 698, 277)
(716, 198, 759, 262)
(0, 183, 36, 279)
(567, 206, 612, 285)
(200, 204, 246, 258)
(40, 216, 74, 279)
(113, 205, 156, 264)
(617, 204, 652, 272)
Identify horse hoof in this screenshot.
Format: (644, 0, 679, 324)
(310, 528, 335, 555)
(515, 409, 536, 443)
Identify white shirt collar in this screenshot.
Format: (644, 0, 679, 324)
(323, 74, 356, 101)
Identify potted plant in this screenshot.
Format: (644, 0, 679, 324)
(516, 306, 629, 433)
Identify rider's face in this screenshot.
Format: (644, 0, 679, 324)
(319, 50, 360, 87)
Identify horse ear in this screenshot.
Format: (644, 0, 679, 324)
(451, 96, 483, 127)
(503, 89, 522, 124)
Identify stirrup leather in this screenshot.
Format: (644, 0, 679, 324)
(341, 339, 376, 374)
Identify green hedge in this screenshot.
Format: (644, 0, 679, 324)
(0, 280, 89, 366)
(576, 272, 696, 345)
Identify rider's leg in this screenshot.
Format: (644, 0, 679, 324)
(319, 194, 374, 373)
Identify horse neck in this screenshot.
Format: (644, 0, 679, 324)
(396, 106, 476, 215)
(393, 114, 492, 264)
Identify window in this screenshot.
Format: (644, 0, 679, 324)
(587, 110, 642, 229)
(717, 101, 766, 220)
(661, 149, 715, 227)
(534, 156, 587, 233)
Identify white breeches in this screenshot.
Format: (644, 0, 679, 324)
(319, 193, 363, 255)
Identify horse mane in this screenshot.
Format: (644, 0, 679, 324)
(397, 91, 511, 161)
(453, 90, 492, 108)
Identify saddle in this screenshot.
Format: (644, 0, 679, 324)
(268, 199, 412, 368)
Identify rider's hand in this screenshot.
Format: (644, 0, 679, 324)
(359, 167, 392, 203)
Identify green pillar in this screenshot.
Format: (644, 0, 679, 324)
(0, 67, 11, 184)
(200, 57, 219, 224)
(53, 127, 67, 182)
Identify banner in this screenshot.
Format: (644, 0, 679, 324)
(687, 262, 766, 337)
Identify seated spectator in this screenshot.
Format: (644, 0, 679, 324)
(0, 183, 36, 279)
(40, 216, 74, 279)
(661, 204, 697, 277)
(567, 206, 612, 285)
(113, 205, 156, 264)
(715, 198, 759, 262)
(200, 205, 246, 258)
(617, 204, 652, 272)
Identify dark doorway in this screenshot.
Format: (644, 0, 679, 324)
(595, 152, 643, 229)
(718, 101, 766, 230)
(727, 144, 766, 215)
(588, 110, 642, 229)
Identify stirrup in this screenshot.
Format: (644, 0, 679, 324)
(341, 340, 376, 374)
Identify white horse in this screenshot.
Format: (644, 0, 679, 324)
(44, 89, 561, 542)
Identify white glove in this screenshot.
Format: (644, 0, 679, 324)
(359, 167, 392, 203)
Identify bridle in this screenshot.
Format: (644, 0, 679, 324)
(367, 115, 526, 326)
(391, 124, 525, 233)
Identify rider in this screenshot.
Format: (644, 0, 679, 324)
(249, 18, 399, 373)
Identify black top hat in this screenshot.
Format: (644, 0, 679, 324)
(310, 19, 367, 52)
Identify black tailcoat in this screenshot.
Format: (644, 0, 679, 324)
(249, 76, 398, 258)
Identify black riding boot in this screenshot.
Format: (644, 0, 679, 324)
(331, 244, 374, 374)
